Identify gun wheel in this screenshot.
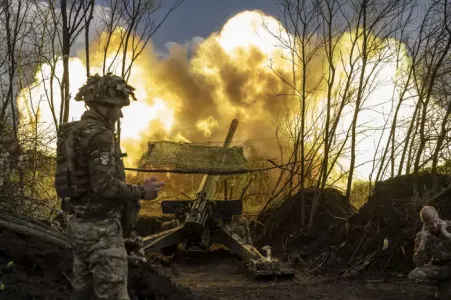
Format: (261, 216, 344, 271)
(232, 216, 249, 227)
(159, 220, 179, 256)
(231, 216, 252, 243)
(161, 220, 178, 231)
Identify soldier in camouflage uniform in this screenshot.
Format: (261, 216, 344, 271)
(61, 73, 165, 300)
(408, 206, 451, 299)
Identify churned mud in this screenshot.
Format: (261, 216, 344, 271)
(0, 228, 436, 300)
(3, 173, 451, 299)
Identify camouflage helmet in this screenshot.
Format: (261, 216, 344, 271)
(74, 73, 137, 106)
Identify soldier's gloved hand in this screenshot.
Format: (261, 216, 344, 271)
(420, 224, 430, 240)
(142, 177, 165, 200)
(124, 234, 143, 253)
(439, 220, 451, 238)
(125, 234, 147, 265)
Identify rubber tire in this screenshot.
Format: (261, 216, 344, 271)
(161, 220, 177, 231)
(234, 225, 246, 240)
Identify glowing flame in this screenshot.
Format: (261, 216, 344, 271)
(121, 98, 174, 139)
(215, 10, 291, 65)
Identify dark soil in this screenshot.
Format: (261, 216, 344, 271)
(256, 173, 451, 277)
(150, 248, 435, 300)
(341, 173, 451, 276)
(0, 229, 72, 300)
(255, 187, 355, 272)
(2, 173, 451, 299)
(0, 221, 439, 300)
(0, 228, 196, 300)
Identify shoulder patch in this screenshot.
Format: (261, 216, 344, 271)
(99, 151, 111, 165)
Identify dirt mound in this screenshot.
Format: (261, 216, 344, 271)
(350, 173, 451, 224)
(0, 226, 197, 300)
(255, 174, 451, 277)
(255, 188, 354, 264)
(0, 214, 441, 300)
(340, 173, 451, 277)
(0, 229, 72, 299)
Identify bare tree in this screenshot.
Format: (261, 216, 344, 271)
(413, 0, 451, 178)
(308, 0, 352, 226)
(263, 0, 430, 227)
(370, 2, 416, 182)
(93, 0, 185, 144)
(263, 0, 324, 225)
(0, 0, 34, 137)
(344, 0, 405, 202)
(31, 2, 63, 131)
(47, 0, 94, 124)
(430, 0, 451, 188)
(83, 0, 95, 77)
(0, 0, 185, 214)
(96, 0, 184, 79)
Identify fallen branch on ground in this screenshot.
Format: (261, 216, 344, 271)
(430, 183, 451, 204)
(0, 219, 70, 248)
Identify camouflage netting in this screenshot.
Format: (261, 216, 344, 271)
(138, 141, 248, 171)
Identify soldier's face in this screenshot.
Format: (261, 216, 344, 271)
(424, 214, 440, 234)
(108, 106, 123, 123)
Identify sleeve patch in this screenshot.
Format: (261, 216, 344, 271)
(99, 152, 111, 165)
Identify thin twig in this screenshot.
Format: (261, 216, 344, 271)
(348, 221, 372, 265)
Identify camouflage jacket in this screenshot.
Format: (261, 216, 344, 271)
(413, 221, 451, 267)
(69, 109, 142, 220)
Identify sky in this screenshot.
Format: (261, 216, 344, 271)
(150, 0, 282, 52)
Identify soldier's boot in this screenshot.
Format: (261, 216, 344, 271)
(435, 280, 450, 300)
(71, 287, 94, 300)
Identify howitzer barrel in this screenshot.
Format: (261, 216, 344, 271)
(223, 119, 238, 148)
(187, 119, 239, 226)
(198, 119, 239, 199)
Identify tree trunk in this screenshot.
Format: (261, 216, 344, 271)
(61, 0, 71, 123)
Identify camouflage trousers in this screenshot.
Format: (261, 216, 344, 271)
(67, 215, 129, 300)
(408, 263, 451, 284)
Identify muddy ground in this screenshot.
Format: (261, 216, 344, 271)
(2, 173, 451, 299)
(0, 228, 438, 300)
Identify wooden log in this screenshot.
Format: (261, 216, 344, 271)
(1, 211, 51, 229)
(0, 212, 68, 242)
(0, 219, 70, 249)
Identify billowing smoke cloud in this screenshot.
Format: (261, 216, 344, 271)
(115, 10, 304, 164)
(19, 8, 414, 182)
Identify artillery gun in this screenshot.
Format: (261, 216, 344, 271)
(141, 119, 294, 277)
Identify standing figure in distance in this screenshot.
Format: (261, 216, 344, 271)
(56, 73, 165, 300)
(408, 206, 451, 299)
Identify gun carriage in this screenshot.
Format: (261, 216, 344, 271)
(141, 119, 294, 277)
